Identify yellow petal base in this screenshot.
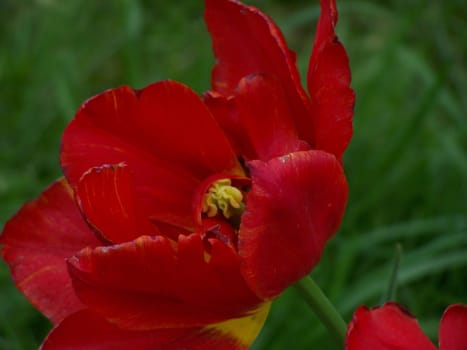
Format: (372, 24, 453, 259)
(205, 302, 271, 348)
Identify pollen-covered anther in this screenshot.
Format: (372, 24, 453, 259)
(202, 179, 244, 219)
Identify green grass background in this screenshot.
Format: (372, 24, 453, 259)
(0, 0, 465, 349)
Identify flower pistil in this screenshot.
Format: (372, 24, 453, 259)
(202, 179, 244, 219)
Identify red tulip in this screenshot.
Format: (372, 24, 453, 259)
(0, 0, 354, 348)
(346, 302, 467, 350)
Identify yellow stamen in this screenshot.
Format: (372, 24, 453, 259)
(202, 179, 244, 219)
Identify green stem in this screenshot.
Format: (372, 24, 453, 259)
(294, 276, 347, 345)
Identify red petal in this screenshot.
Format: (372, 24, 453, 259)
(203, 91, 256, 160)
(41, 306, 269, 350)
(0, 179, 100, 324)
(68, 234, 261, 330)
(346, 303, 437, 350)
(205, 0, 315, 146)
(238, 150, 347, 299)
(61, 80, 243, 231)
(40, 310, 188, 350)
(235, 74, 308, 161)
(307, 0, 355, 159)
(439, 304, 467, 350)
(76, 164, 158, 243)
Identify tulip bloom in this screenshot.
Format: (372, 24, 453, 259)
(0, 0, 353, 348)
(346, 303, 467, 350)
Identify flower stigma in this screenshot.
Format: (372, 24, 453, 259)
(202, 179, 244, 219)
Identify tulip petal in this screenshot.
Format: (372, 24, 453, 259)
(235, 74, 308, 161)
(205, 301, 270, 350)
(205, 0, 315, 147)
(203, 91, 256, 160)
(0, 179, 100, 324)
(76, 164, 158, 243)
(40, 310, 188, 350)
(68, 234, 261, 330)
(307, 0, 355, 159)
(439, 304, 467, 350)
(239, 150, 347, 299)
(61, 80, 243, 232)
(346, 303, 437, 350)
(41, 305, 269, 350)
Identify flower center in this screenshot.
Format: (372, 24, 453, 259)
(202, 179, 244, 219)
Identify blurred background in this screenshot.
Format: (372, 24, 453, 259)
(0, 0, 465, 349)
